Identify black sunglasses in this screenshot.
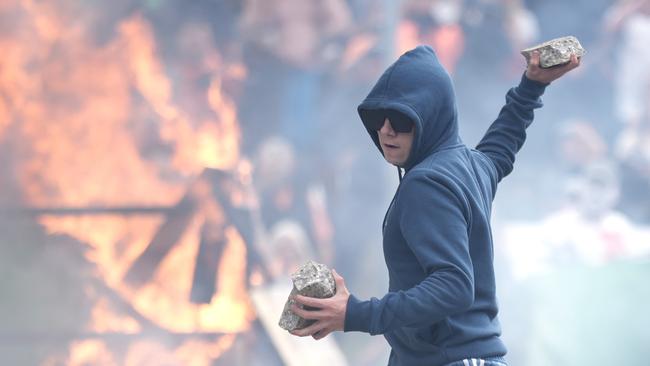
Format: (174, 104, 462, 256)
(361, 109, 414, 133)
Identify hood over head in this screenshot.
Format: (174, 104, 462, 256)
(358, 45, 462, 171)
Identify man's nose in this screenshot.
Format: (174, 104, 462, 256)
(379, 118, 395, 135)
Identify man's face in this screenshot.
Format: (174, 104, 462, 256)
(377, 117, 414, 166)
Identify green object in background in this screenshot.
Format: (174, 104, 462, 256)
(525, 261, 650, 366)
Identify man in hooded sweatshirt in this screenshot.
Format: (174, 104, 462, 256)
(289, 45, 581, 365)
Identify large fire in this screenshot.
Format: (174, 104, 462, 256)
(2, 0, 253, 363)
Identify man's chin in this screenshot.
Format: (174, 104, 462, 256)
(385, 157, 405, 167)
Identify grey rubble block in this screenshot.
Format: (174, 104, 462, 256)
(278, 261, 336, 331)
(521, 36, 586, 68)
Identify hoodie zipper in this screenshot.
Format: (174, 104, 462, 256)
(382, 167, 404, 232)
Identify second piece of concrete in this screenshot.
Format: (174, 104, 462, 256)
(278, 261, 336, 331)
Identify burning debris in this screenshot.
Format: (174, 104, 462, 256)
(124, 168, 271, 304)
(0, 0, 258, 363)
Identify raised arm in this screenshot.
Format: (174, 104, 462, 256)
(476, 52, 581, 182)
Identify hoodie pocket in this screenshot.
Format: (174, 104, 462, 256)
(406, 319, 452, 350)
(396, 325, 441, 352)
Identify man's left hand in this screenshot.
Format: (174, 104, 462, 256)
(289, 269, 350, 340)
(525, 51, 581, 84)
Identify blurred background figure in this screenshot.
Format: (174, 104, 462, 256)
(604, 0, 650, 226)
(252, 136, 334, 273)
(397, 0, 465, 74)
(557, 119, 609, 171)
(238, 0, 352, 153)
(615, 122, 650, 224)
(501, 0, 540, 71)
(544, 162, 628, 266)
(604, 0, 650, 128)
(500, 119, 638, 281)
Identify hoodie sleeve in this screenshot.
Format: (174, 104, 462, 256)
(344, 172, 474, 334)
(475, 74, 548, 182)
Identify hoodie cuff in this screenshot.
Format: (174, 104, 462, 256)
(344, 294, 372, 333)
(517, 73, 549, 99)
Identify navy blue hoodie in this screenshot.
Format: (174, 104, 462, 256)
(344, 45, 548, 365)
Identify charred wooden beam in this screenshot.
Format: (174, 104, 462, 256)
(190, 223, 228, 304)
(189, 168, 275, 303)
(123, 193, 198, 287)
(203, 169, 273, 282)
(124, 169, 233, 289)
(0, 206, 177, 216)
(189, 169, 245, 303)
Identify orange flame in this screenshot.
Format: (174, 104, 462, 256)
(120, 16, 240, 174)
(124, 335, 236, 366)
(66, 340, 117, 366)
(0, 96, 8, 141)
(3, 0, 250, 362)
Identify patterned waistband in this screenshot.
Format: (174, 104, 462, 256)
(459, 356, 507, 366)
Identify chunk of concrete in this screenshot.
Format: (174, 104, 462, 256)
(521, 36, 585, 68)
(278, 261, 336, 331)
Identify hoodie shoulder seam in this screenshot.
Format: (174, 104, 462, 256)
(401, 169, 472, 226)
(471, 149, 499, 184)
